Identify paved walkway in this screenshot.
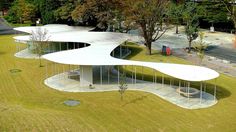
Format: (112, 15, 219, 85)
(14, 48, 39, 59)
(173, 49, 236, 77)
(44, 70, 217, 109)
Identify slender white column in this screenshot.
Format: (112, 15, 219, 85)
(117, 66, 120, 85)
(54, 62, 56, 76)
(81, 66, 83, 83)
(188, 82, 190, 102)
(179, 80, 181, 96)
(46, 60, 48, 83)
(200, 82, 203, 104)
(153, 69, 155, 84)
(162, 74, 164, 88)
(120, 46, 122, 58)
(142, 66, 144, 80)
(132, 65, 134, 84)
(204, 83, 206, 92)
(155, 71, 156, 84)
(134, 66, 137, 85)
(214, 79, 217, 102)
(108, 66, 110, 84)
(63, 64, 65, 79)
(100, 66, 103, 85)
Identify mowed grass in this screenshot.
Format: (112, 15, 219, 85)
(0, 35, 236, 131)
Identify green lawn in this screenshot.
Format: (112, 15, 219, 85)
(0, 35, 236, 131)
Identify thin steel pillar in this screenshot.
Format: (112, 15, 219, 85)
(120, 46, 122, 58)
(214, 79, 217, 102)
(179, 80, 181, 96)
(162, 74, 164, 88)
(142, 66, 144, 81)
(155, 71, 156, 84)
(81, 66, 83, 85)
(188, 82, 190, 102)
(200, 82, 203, 104)
(134, 66, 137, 85)
(46, 60, 48, 83)
(153, 69, 155, 84)
(108, 66, 110, 84)
(117, 66, 120, 85)
(131, 65, 134, 84)
(100, 66, 103, 85)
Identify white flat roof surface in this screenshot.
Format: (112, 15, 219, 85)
(14, 25, 220, 82)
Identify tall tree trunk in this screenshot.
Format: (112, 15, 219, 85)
(176, 24, 179, 34)
(188, 39, 192, 53)
(146, 42, 152, 55)
(39, 55, 42, 67)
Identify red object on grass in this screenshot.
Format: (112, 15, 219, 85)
(166, 47, 171, 56)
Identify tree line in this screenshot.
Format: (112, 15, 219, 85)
(1, 0, 236, 54)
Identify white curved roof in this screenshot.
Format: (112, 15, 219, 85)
(13, 24, 92, 34)
(14, 25, 220, 82)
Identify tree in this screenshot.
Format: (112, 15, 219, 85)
(72, 0, 122, 29)
(6, 0, 36, 23)
(183, 2, 204, 53)
(220, 0, 236, 29)
(202, 1, 229, 31)
(193, 32, 208, 65)
(35, 0, 60, 24)
(167, 3, 184, 34)
(54, 0, 77, 24)
(123, 0, 170, 55)
(30, 28, 50, 67)
(118, 73, 128, 101)
(0, 0, 13, 16)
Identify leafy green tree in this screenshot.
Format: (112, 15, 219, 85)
(193, 32, 208, 65)
(54, 0, 77, 24)
(220, 0, 236, 29)
(72, 0, 122, 29)
(123, 0, 170, 55)
(0, 0, 13, 16)
(167, 3, 184, 34)
(183, 2, 204, 53)
(202, 1, 229, 30)
(34, 0, 60, 24)
(6, 0, 36, 23)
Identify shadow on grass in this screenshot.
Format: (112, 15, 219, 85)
(121, 45, 143, 59)
(0, 51, 7, 55)
(122, 94, 149, 107)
